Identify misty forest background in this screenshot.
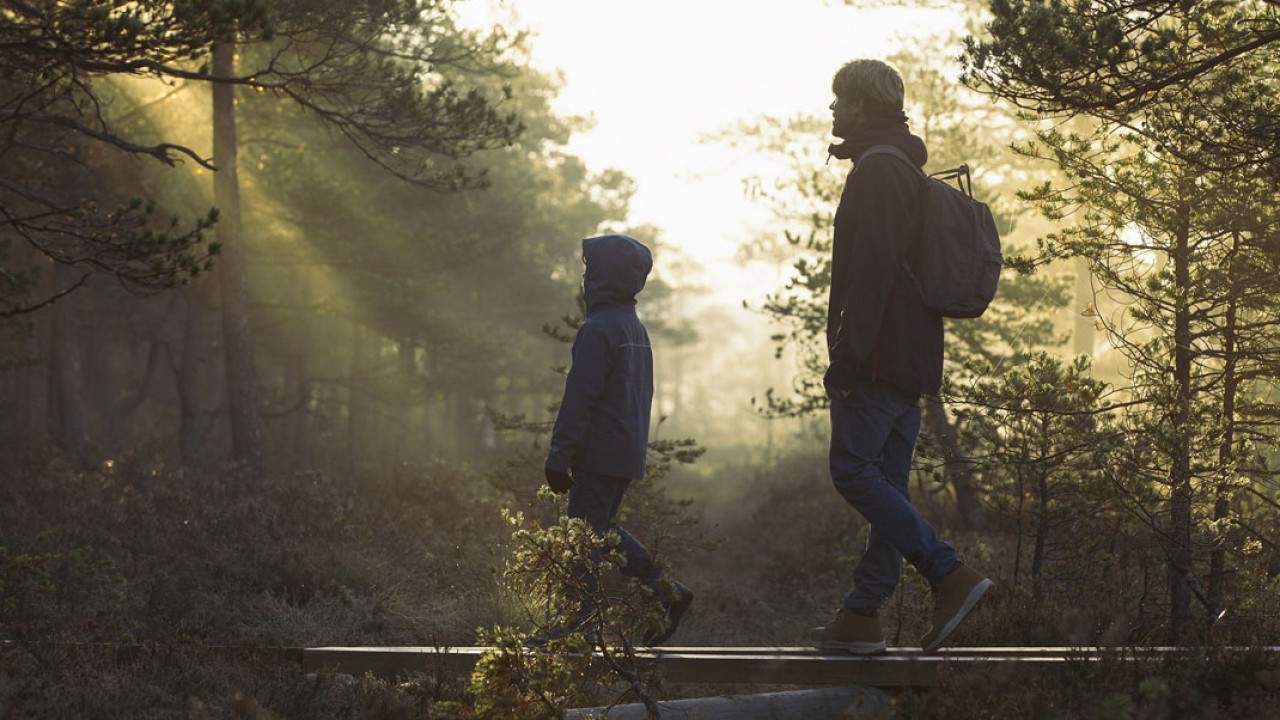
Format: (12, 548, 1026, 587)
(5, 0, 1280, 718)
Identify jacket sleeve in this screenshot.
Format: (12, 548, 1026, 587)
(546, 322, 612, 473)
(829, 155, 919, 369)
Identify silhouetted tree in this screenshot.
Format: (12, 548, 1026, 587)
(993, 91, 1280, 640)
(2, 0, 525, 472)
(963, 0, 1280, 185)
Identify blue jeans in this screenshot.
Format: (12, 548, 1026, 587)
(830, 379, 959, 611)
(567, 470, 663, 598)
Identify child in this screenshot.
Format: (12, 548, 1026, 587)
(541, 233, 693, 646)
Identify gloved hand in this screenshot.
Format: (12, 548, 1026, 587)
(544, 466, 573, 494)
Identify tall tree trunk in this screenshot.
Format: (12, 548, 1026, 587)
(392, 335, 414, 463)
(347, 320, 370, 470)
(1167, 200, 1194, 641)
(1012, 461, 1026, 585)
(48, 263, 90, 468)
(282, 328, 308, 471)
(45, 140, 92, 468)
(11, 281, 48, 453)
(279, 270, 313, 471)
(281, 346, 305, 469)
(1031, 469, 1049, 600)
(923, 396, 986, 531)
(106, 329, 160, 446)
(213, 39, 266, 476)
(177, 282, 211, 466)
(1208, 230, 1242, 627)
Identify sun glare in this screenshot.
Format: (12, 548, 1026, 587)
(459, 0, 964, 277)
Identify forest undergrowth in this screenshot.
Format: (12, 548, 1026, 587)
(4, 445, 1280, 719)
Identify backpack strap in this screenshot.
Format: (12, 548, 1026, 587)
(854, 144, 929, 283)
(856, 144, 926, 177)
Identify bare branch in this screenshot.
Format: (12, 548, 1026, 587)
(7, 111, 215, 169)
(1, 272, 88, 318)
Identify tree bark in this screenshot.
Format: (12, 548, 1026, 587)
(392, 334, 414, 463)
(8, 257, 48, 452)
(213, 38, 266, 477)
(1208, 230, 1242, 627)
(177, 281, 211, 467)
(1032, 469, 1049, 599)
(347, 320, 370, 470)
(47, 263, 90, 468)
(923, 396, 986, 531)
(1167, 200, 1194, 642)
(281, 326, 307, 470)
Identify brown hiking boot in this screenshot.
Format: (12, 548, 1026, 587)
(809, 608, 886, 655)
(921, 565, 993, 652)
(643, 581, 694, 646)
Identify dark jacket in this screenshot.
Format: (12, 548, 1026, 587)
(826, 116, 944, 397)
(546, 234, 654, 480)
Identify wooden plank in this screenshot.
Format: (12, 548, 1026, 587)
(653, 645, 1280, 656)
(632, 650, 942, 686)
(22, 641, 1278, 688)
(298, 646, 1089, 685)
(303, 646, 486, 678)
(300, 645, 1280, 686)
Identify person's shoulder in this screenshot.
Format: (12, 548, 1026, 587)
(574, 315, 608, 341)
(578, 311, 627, 338)
(592, 307, 648, 340)
(851, 153, 919, 194)
(855, 150, 919, 175)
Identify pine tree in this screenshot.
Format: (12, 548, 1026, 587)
(996, 90, 1280, 640)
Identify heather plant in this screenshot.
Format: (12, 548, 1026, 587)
(0, 452, 512, 717)
(0, 534, 129, 646)
(436, 496, 673, 719)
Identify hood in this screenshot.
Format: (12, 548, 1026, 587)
(582, 234, 652, 313)
(828, 113, 928, 168)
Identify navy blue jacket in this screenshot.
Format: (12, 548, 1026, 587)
(546, 234, 654, 480)
(827, 117, 944, 397)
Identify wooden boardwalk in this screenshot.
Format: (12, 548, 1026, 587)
(301, 645, 1276, 686)
(11, 641, 1277, 690)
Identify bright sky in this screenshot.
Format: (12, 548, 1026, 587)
(498, 1, 956, 283)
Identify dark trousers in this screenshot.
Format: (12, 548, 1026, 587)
(829, 379, 959, 610)
(567, 470, 663, 598)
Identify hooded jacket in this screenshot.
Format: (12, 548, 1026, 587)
(546, 234, 654, 480)
(826, 115, 944, 397)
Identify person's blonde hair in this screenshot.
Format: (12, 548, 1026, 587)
(832, 59, 905, 113)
